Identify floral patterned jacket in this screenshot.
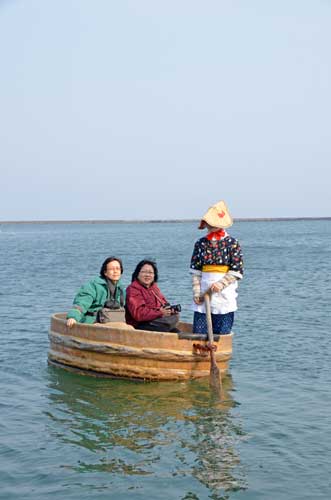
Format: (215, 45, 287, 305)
(190, 235, 244, 278)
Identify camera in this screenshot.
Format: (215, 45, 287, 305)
(165, 303, 181, 313)
(171, 304, 181, 313)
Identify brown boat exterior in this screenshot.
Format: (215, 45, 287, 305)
(48, 313, 233, 381)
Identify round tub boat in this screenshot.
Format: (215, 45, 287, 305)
(48, 313, 233, 381)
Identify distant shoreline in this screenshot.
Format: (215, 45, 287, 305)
(0, 217, 330, 224)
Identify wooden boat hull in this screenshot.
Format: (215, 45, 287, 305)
(48, 313, 233, 381)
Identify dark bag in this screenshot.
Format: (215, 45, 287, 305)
(136, 314, 179, 332)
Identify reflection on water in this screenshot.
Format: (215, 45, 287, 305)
(46, 367, 247, 498)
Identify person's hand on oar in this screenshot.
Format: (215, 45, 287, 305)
(204, 292, 224, 399)
(209, 273, 238, 294)
(193, 295, 204, 304)
(209, 282, 223, 293)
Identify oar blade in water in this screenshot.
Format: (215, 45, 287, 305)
(210, 351, 223, 396)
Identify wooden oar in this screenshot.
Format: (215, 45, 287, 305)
(204, 292, 223, 398)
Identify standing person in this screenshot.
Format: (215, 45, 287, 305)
(66, 256, 125, 327)
(125, 259, 180, 332)
(190, 200, 243, 334)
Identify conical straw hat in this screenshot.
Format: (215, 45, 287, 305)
(198, 200, 233, 229)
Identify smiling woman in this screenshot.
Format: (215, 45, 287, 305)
(125, 259, 181, 332)
(66, 256, 125, 327)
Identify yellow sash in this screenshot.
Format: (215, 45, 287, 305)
(202, 265, 229, 273)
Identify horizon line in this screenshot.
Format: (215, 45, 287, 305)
(0, 216, 330, 224)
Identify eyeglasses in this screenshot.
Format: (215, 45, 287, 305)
(139, 271, 154, 275)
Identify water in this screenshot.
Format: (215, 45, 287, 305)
(0, 220, 330, 499)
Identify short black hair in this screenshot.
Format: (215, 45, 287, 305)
(131, 259, 158, 283)
(100, 257, 123, 278)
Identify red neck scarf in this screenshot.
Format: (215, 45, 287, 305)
(206, 229, 225, 241)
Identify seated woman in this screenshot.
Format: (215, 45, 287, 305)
(125, 259, 180, 332)
(66, 256, 125, 327)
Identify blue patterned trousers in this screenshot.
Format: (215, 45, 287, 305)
(193, 311, 234, 335)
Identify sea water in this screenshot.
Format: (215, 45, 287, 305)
(0, 220, 330, 499)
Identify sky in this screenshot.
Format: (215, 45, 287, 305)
(0, 0, 330, 220)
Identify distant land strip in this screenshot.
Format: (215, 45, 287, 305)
(0, 217, 330, 224)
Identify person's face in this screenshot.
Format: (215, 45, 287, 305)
(137, 264, 155, 287)
(104, 260, 122, 282)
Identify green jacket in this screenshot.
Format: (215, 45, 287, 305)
(66, 276, 125, 324)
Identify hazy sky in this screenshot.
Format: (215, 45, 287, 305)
(1, 0, 330, 220)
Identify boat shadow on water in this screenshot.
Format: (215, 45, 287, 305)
(45, 366, 248, 498)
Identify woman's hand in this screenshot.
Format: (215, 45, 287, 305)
(160, 306, 172, 317)
(66, 318, 77, 328)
